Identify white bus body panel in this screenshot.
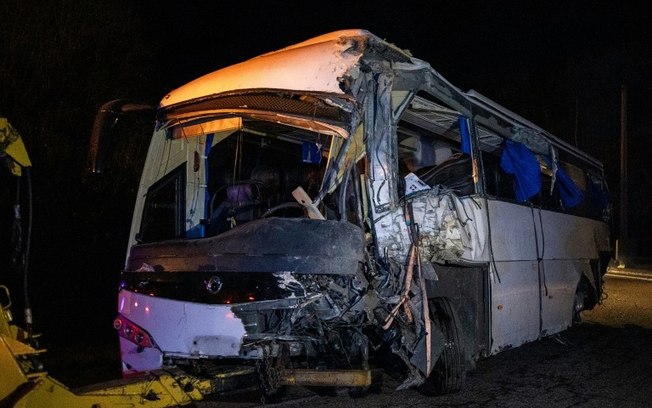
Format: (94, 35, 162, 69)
(486, 199, 609, 353)
(118, 290, 247, 369)
(370, 192, 608, 355)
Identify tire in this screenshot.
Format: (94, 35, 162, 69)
(573, 277, 591, 323)
(425, 297, 465, 394)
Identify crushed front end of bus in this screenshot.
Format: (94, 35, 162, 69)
(112, 106, 471, 394)
(118, 217, 373, 393)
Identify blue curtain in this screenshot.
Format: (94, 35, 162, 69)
(458, 116, 472, 155)
(500, 140, 541, 202)
(555, 166, 583, 209)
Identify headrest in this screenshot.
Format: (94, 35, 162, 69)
(227, 184, 255, 205)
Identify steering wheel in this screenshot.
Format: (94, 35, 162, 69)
(261, 202, 308, 218)
(209, 180, 265, 216)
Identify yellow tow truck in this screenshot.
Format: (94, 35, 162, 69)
(0, 117, 213, 407)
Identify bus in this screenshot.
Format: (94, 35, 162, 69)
(89, 29, 612, 396)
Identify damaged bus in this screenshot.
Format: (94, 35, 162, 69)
(89, 29, 612, 396)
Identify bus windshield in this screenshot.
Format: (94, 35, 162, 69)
(137, 115, 344, 243)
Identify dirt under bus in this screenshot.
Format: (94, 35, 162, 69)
(89, 29, 612, 397)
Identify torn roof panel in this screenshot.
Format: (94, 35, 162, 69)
(160, 29, 412, 109)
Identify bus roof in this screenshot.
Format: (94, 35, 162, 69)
(159, 29, 603, 172)
(160, 29, 412, 108)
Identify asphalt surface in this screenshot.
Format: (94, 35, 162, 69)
(583, 266, 652, 329)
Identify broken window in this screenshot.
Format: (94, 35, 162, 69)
(204, 121, 332, 235)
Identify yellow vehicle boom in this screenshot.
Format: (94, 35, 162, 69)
(0, 286, 214, 407)
(0, 117, 212, 407)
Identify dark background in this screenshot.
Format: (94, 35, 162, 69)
(1, 0, 650, 359)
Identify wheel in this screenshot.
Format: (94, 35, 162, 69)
(425, 297, 465, 394)
(573, 277, 594, 323)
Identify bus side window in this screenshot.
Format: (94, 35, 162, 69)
(138, 164, 186, 243)
(481, 152, 515, 200)
(530, 171, 560, 209)
(414, 153, 474, 196)
(398, 133, 453, 175)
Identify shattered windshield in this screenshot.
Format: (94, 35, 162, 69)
(137, 105, 357, 244)
(203, 118, 336, 235)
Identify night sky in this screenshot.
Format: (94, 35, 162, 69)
(1, 1, 651, 348)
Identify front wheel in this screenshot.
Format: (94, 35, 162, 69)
(425, 297, 465, 394)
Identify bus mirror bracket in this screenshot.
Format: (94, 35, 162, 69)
(87, 99, 154, 174)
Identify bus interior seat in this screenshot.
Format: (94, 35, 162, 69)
(250, 164, 281, 206)
(207, 165, 280, 234)
(207, 182, 258, 234)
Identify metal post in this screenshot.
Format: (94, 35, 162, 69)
(619, 85, 628, 259)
